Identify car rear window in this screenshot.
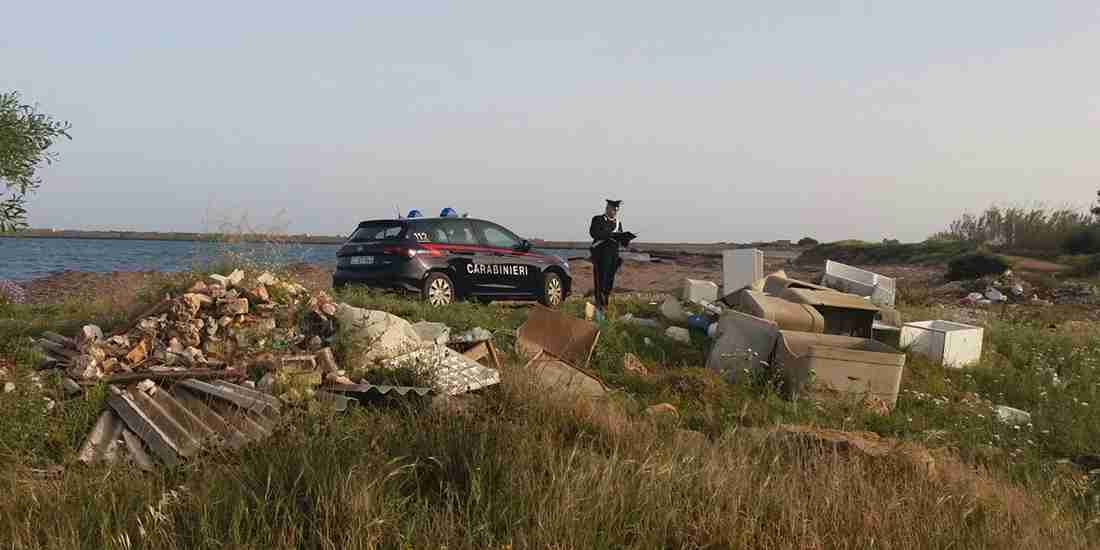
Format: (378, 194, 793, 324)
(348, 222, 405, 243)
(407, 219, 478, 245)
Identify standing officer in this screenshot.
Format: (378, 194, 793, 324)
(589, 199, 635, 318)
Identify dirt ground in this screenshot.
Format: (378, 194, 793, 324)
(16, 257, 938, 306)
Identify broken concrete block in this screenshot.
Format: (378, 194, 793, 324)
(722, 249, 763, 294)
(256, 272, 277, 286)
(706, 310, 779, 382)
(125, 341, 148, 365)
(254, 318, 277, 332)
(774, 330, 906, 408)
(226, 269, 245, 288)
(3, 382, 14, 393)
(136, 379, 157, 395)
(208, 274, 230, 287)
(324, 372, 354, 386)
(187, 280, 209, 294)
(665, 327, 691, 343)
(218, 298, 249, 316)
(659, 297, 688, 324)
(682, 279, 719, 303)
(334, 304, 423, 365)
(244, 286, 270, 304)
(412, 321, 451, 346)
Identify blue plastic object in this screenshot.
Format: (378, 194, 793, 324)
(687, 314, 710, 332)
(440, 207, 458, 218)
(407, 209, 423, 218)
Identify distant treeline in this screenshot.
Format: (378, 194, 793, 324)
(929, 204, 1100, 255)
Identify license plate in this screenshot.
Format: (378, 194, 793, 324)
(350, 256, 375, 265)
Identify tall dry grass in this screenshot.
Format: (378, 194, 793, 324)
(1, 366, 1092, 549)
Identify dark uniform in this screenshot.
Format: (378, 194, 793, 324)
(589, 201, 634, 311)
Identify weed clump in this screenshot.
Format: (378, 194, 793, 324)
(946, 252, 1010, 281)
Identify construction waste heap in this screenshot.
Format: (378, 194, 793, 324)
(38, 269, 502, 470)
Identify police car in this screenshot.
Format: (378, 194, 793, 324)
(333, 215, 572, 307)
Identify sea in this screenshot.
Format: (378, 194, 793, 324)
(0, 238, 589, 281)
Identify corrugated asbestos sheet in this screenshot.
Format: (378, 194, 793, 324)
(78, 378, 281, 469)
(323, 383, 434, 399)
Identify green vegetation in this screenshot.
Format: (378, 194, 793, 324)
(0, 91, 71, 232)
(946, 252, 1011, 281)
(2, 277, 1100, 547)
(797, 239, 977, 266)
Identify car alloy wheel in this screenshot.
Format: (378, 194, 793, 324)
(544, 273, 563, 307)
(427, 275, 454, 306)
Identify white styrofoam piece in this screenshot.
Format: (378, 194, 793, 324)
(722, 249, 763, 295)
(384, 345, 501, 395)
(682, 278, 719, 303)
(823, 260, 897, 307)
(900, 320, 983, 368)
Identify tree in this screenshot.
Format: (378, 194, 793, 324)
(1092, 189, 1100, 220)
(0, 91, 71, 231)
(797, 237, 819, 246)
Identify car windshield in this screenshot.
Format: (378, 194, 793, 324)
(348, 221, 405, 243)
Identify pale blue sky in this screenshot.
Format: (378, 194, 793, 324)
(3, 1, 1098, 242)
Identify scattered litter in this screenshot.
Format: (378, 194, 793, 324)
(623, 353, 648, 376)
(665, 327, 691, 343)
(645, 403, 680, 419)
(517, 306, 600, 370)
(525, 352, 607, 399)
(450, 327, 494, 344)
(734, 290, 825, 333)
(995, 405, 1031, 426)
(686, 315, 710, 333)
(620, 313, 661, 328)
(412, 321, 451, 346)
(985, 288, 1007, 303)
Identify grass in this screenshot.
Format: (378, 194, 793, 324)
(2, 276, 1100, 547)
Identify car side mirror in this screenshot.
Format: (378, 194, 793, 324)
(515, 239, 532, 252)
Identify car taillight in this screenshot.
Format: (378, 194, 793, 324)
(383, 246, 446, 259)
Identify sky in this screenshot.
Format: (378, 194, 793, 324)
(2, 1, 1098, 243)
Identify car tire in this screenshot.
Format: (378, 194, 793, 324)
(423, 273, 456, 307)
(540, 272, 564, 308)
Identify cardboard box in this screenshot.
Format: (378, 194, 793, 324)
(900, 320, 983, 368)
(775, 330, 906, 408)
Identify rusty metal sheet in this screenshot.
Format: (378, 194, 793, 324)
(516, 305, 600, 369)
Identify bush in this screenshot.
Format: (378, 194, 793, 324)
(797, 237, 819, 246)
(1062, 226, 1100, 255)
(0, 279, 26, 305)
(945, 253, 1010, 281)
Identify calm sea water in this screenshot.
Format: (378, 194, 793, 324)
(0, 238, 588, 281)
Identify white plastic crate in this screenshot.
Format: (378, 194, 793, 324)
(900, 320, 983, 368)
(823, 260, 896, 307)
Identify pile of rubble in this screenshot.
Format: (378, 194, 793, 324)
(39, 269, 503, 470)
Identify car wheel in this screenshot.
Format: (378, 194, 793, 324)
(423, 273, 456, 307)
(540, 272, 564, 308)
